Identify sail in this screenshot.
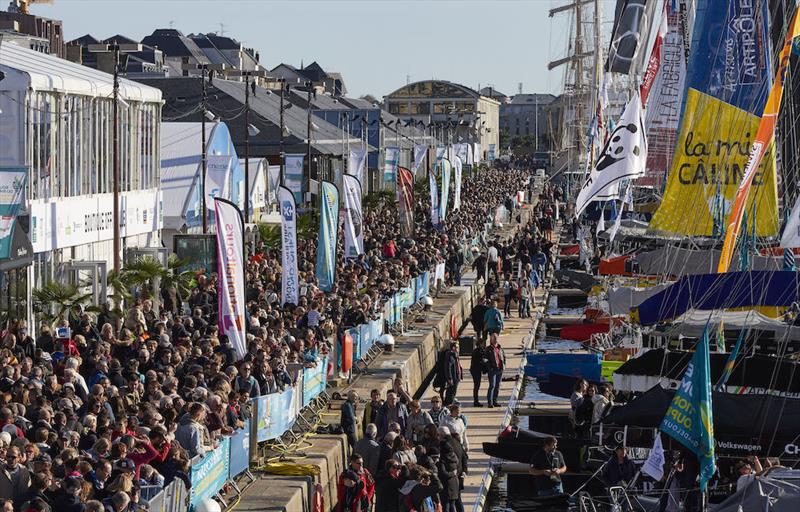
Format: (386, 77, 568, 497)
(649, 0, 778, 237)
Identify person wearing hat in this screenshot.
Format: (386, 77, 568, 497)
(436, 438, 461, 512)
(336, 467, 367, 512)
(602, 445, 636, 489)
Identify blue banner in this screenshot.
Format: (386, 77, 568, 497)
(0, 168, 27, 259)
(285, 154, 305, 203)
(390, 292, 403, 326)
(686, 0, 772, 114)
(228, 428, 250, 478)
(400, 286, 415, 309)
(315, 182, 339, 292)
(415, 272, 430, 302)
(488, 144, 496, 161)
(383, 147, 399, 184)
(190, 437, 230, 507)
(660, 327, 716, 491)
(349, 326, 362, 362)
(256, 388, 297, 442)
(302, 359, 328, 407)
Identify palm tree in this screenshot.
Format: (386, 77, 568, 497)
(160, 254, 196, 302)
(123, 257, 167, 301)
(258, 223, 281, 250)
(32, 281, 93, 322)
(363, 190, 394, 211)
(297, 211, 318, 242)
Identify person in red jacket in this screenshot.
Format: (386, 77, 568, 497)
(336, 469, 367, 512)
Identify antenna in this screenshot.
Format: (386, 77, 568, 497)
(518, 82, 523, 94)
(406, 74, 411, 85)
(218, 23, 226, 36)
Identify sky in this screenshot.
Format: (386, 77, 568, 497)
(32, 0, 585, 99)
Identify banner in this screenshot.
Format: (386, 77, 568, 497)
(348, 148, 367, 184)
(415, 272, 430, 301)
(413, 144, 428, 175)
(715, 329, 746, 392)
(576, 93, 647, 216)
(256, 388, 297, 442)
(0, 167, 26, 259)
(435, 146, 446, 163)
(641, 433, 665, 481)
(452, 157, 462, 211)
(455, 143, 468, 163)
(228, 428, 250, 478)
(285, 154, 304, 203)
(439, 159, 451, 222)
(343, 175, 364, 258)
(383, 146, 400, 184)
(214, 199, 246, 361)
(781, 195, 800, 248)
(649, 89, 778, 237)
(659, 327, 716, 491)
(302, 358, 328, 407)
(398, 167, 415, 237)
(718, 7, 800, 272)
(279, 187, 299, 305)
(429, 167, 440, 225)
(606, 0, 646, 74)
(268, 165, 281, 204)
(205, 155, 233, 209)
(488, 144, 496, 161)
(639, 3, 667, 105)
(190, 437, 230, 507)
(316, 181, 339, 292)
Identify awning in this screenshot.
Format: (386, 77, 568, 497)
(0, 221, 33, 272)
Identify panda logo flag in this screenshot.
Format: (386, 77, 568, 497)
(575, 92, 647, 217)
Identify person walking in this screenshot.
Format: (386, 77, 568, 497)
(501, 275, 514, 318)
(471, 299, 489, 343)
(375, 391, 408, 439)
(487, 242, 500, 284)
(485, 334, 506, 408)
(443, 342, 462, 407)
(483, 300, 504, 344)
(472, 251, 487, 284)
(341, 390, 359, 447)
(469, 340, 487, 407)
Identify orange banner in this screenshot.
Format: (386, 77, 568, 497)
(718, 9, 800, 272)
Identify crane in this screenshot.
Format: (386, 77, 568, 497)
(7, 0, 53, 15)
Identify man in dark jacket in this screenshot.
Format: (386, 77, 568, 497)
(375, 392, 408, 439)
(436, 444, 460, 512)
(375, 460, 408, 512)
(485, 335, 506, 408)
(443, 342, 463, 407)
(471, 299, 489, 343)
(341, 391, 359, 447)
(603, 445, 636, 488)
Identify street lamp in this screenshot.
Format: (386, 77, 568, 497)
(304, 81, 313, 206)
(88, 42, 142, 275)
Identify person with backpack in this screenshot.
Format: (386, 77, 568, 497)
(483, 300, 504, 344)
(469, 340, 487, 407)
(398, 467, 442, 512)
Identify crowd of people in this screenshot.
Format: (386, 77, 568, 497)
(0, 165, 532, 512)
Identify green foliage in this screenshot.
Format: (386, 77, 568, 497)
(297, 211, 318, 242)
(32, 281, 93, 322)
(258, 223, 281, 250)
(363, 190, 394, 210)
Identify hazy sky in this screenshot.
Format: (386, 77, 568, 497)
(31, 0, 597, 98)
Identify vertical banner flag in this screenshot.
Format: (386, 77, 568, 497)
(639, 2, 668, 105)
(429, 167, 440, 226)
(606, 0, 647, 74)
(781, 194, 800, 248)
(488, 144, 496, 161)
(650, 0, 777, 237)
(268, 165, 281, 205)
(715, 329, 746, 392)
(279, 187, 299, 305)
(348, 148, 367, 184)
(284, 154, 305, 203)
(467, 144, 474, 166)
(452, 157, 463, 211)
(205, 155, 233, 208)
(0, 168, 26, 259)
(343, 175, 364, 258)
(641, 434, 665, 481)
(213, 199, 247, 360)
(439, 159, 452, 222)
(383, 147, 400, 184)
(413, 144, 428, 175)
(436, 146, 446, 163)
(575, 92, 647, 216)
(398, 167, 415, 236)
(456, 143, 468, 164)
(659, 327, 716, 491)
(316, 181, 339, 292)
(718, 8, 800, 272)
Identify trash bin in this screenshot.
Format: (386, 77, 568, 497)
(459, 336, 475, 356)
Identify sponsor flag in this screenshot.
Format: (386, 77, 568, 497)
(267, 165, 281, 205)
(596, 205, 606, 235)
(398, 167, 415, 236)
(429, 166, 440, 226)
(316, 181, 339, 292)
(279, 187, 299, 305)
(214, 198, 247, 360)
(0, 167, 27, 259)
(576, 93, 647, 216)
(413, 144, 428, 175)
(455, 143, 468, 163)
(641, 433, 665, 481)
(343, 175, 364, 258)
(383, 147, 400, 184)
(718, 8, 800, 272)
(436, 146, 446, 163)
(453, 157, 463, 210)
(348, 148, 367, 184)
(284, 154, 305, 203)
(715, 328, 746, 392)
(439, 159, 452, 222)
(639, 2, 668, 105)
(659, 326, 716, 491)
(488, 144, 496, 161)
(606, 0, 647, 74)
(205, 155, 233, 208)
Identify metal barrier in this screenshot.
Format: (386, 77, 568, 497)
(142, 479, 188, 512)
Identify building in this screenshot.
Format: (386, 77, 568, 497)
(478, 86, 510, 104)
(383, 80, 500, 160)
(188, 33, 260, 72)
(0, 10, 65, 57)
(141, 28, 211, 76)
(0, 42, 163, 324)
(270, 62, 347, 97)
(66, 34, 168, 77)
(500, 93, 555, 139)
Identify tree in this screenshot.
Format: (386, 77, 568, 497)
(257, 223, 281, 250)
(123, 257, 167, 302)
(32, 281, 93, 323)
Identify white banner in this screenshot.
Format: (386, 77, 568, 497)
(576, 92, 647, 216)
(413, 144, 428, 175)
(0, 167, 26, 259)
(455, 143, 468, 164)
(642, 433, 665, 481)
(205, 155, 233, 209)
(453, 157, 463, 211)
(348, 148, 367, 184)
(383, 147, 399, 184)
(435, 146, 446, 163)
(781, 195, 800, 248)
(429, 167, 440, 226)
(268, 165, 281, 205)
(214, 199, 247, 360)
(343, 175, 364, 258)
(279, 187, 299, 305)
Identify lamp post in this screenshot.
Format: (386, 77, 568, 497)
(279, 78, 287, 186)
(305, 81, 313, 206)
(88, 42, 142, 275)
